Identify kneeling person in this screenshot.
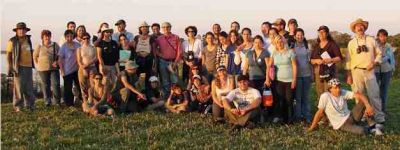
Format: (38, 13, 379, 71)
(83, 74, 114, 117)
(141, 76, 165, 111)
(308, 78, 383, 135)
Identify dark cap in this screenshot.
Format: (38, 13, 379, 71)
(115, 19, 126, 26)
(13, 22, 30, 32)
(237, 75, 249, 82)
(317, 25, 329, 32)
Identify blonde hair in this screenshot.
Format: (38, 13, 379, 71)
(272, 35, 289, 51)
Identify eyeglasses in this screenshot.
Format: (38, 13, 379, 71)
(357, 45, 368, 54)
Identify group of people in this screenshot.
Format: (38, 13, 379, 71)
(6, 18, 396, 135)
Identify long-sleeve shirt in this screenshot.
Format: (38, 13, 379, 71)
(345, 35, 382, 70)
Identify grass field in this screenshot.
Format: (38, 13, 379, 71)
(1, 80, 400, 149)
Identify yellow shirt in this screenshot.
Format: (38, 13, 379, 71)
(6, 39, 33, 67)
(345, 35, 382, 70)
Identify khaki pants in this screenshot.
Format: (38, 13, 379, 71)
(78, 67, 97, 103)
(225, 106, 260, 126)
(351, 68, 385, 123)
(339, 100, 376, 134)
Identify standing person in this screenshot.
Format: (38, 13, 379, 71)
(118, 34, 136, 71)
(202, 32, 218, 83)
(83, 73, 114, 117)
(222, 75, 261, 131)
(293, 28, 312, 123)
(268, 35, 297, 124)
(77, 33, 97, 105)
(308, 78, 383, 135)
(93, 22, 109, 46)
(229, 30, 242, 47)
(58, 29, 82, 107)
(151, 23, 162, 39)
(267, 27, 279, 55)
(261, 21, 272, 50)
(59, 21, 76, 46)
(134, 22, 157, 87)
(230, 21, 240, 32)
(97, 26, 120, 93)
(226, 30, 242, 86)
(286, 19, 298, 49)
(212, 23, 222, 44)
(375, 29, 396, 112)
(345, 18, 385, 123)
(211, 66, 235, 123)
(112, 19, 134, 43)
(272, 18, 289, 39)
(75, 25, 87, 44)
(310, 25, 342, 100)
(7, 22, 36, 112)
(154, 22, 181, 96)
(165, 84, 189, 113)
(216, 31, 229, 67)
(242, 35, 270, 92)
(182, 26, 203, 83)
(33, 30, 61, 107)
(236, 28, 254, 74)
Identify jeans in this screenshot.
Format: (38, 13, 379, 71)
(38, 70, 61, 105)
(158, 59, 178, 96)
(295, 76, 312, 122)
(63, 71, 81, 106)
(13, 66, 35, 110)
(136, 54, 155, 88)
(274, 80, 294, 124)
(339, 100, 376, 134)
(375, 71, 392, 112)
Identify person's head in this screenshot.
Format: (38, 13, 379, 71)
(273, 18, 286, 32)
(81, 32, 91, 45)
(93, 73, 103, 87)
(237, 75, 250, 91)
(218, 31, 229, 45)
(231, 21, 240, 32)
(317, 25, 333, 43)
(101, 26, 113, 39)
(268, 27, 279, 39)
(161, 22, 172, 34)
(76, 25, 86, 38)
(377, 29, 389, 44)
(64, 30, 75, 43)
(125, 61, 139, 74)
(97, 22, 109, 33)
(229, 30, 241, 45)
(66, 21, 76, 31)
(115, 19, 127, 32)
(149, 76, 160, 89)
(205, 32, 215, 45)
(192, 75, 202, 87)
(253, 35, 264, 50)
(138, 21, 150, 35)
(171, 84, 182, 94)
(212, 23, 221, 35)
(185, 26, 198, 38)
(41, 30, 52, 44)
(273, 35, 285, 50)
(13, 22, 30, 37)
(327, 78, 341, 96)
(288, 18, 298, 33)
(294, 28, 305, 43)
(191, 65, 200, 75)
(241, 28, 252, 42)
(350, 18, 368, 36)
(119, 34, 129, 46)
(261, 21, 272, 36)
(216, 65, 227, 78)
(151, 23, 161, 34)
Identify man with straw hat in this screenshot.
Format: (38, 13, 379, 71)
(345, 18, 385, 124)
(6, 22, 36, 112)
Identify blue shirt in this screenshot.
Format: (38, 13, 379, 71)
(273, 49, 296, 82)
(226, 44, 241, 75)
(59, 41, 81, 76)
(247, 49, 270, 80)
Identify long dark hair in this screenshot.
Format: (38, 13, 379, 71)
(315, 29, 335, 50)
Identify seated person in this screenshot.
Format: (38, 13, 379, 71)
(308, 78, 383, 135)
(223, 75, 261, 130)
(82, 73, 114, 117)
(112, 60, 147, 113)
(141, 76, 165, 111)
(189, 75, 212, 114)
(165, 84, 189, 113)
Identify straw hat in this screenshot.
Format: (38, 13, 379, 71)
(350, 18, 369, 33)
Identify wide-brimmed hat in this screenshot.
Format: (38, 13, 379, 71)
(100, 26, 113, 33)
(139, 21, 150, 28)
(115, 19, 126, 26)
(125, 61, 139, 70)
(13, 22, 30, 32)
(350, 18, 369, 33)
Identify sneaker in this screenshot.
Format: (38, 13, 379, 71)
(14, 107, 21, 113)
(370, 128, 384, 136)
(375, 123, 384, 130)
(272, 117, 280, 123)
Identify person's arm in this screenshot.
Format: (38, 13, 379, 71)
(368, 40, 383, 71)
(121, 75, 146, 100)
(175, 36, 182, 63)
(308, 108, 325, 132)
(291, 56, 297, 89)
(76, 48, 85, 69)
(96, 47, 105, 75)
(265, 57, 271, 86)
(241, 97, 261, 115)
(115, 62, 120, 75)
(242, 57, 249, 75)
(58, 47, 65, 76)
(353, 92, 375, 117)
(33, 45, 40, 65)
(222, 92, 240, 115)
(345, 42, 353, 85)
(211, 80, 223, 107)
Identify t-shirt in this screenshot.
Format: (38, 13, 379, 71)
(145, 88, 162, 103)
(294, 44, 312, 77)
(98, 40, 119, 66)
(59, 41, 81, 76)
(225, 87, 261, 109)
(79, 45, 97, 67)
(247, 49, 270, 80)
(33, 42, 60, 71)
(216, 45, 228, 67)
(317, 90, 354, 130)
(202, 46, 218, 72)
(273, 50, 296, 82)
(311, 41, 342, 70)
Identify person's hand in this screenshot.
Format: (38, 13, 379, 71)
(366, 62, 375, 71)
(231, 108, 240, 115)
(291, 81, 296, 89)
(137, 93, 147, 101)
(239, 109, 247, 116)
(315, 59, 323, 65)
(60, 70, 65, 77)
(52, 62, 58, 68)
(346, 75, 353, 85)
(265, 79, 271, 87)
(99, 66, 105, 76)
(364, 105, 375, 117)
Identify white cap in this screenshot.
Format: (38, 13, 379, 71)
(149, 76, 159, 82)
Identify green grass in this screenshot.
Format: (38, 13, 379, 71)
(2, 80, 400, 149)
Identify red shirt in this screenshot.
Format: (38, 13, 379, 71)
(155, 34, 181, 62)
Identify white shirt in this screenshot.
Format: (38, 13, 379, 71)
(225, 87, 261, 110)
(181, 38, 203, 59)
(318, 90, 355, 130)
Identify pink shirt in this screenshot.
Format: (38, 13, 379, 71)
(156, 34, 181, 61)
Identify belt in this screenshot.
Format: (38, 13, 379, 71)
(160, 57, 175, 62)
(354, 67, 367, 70)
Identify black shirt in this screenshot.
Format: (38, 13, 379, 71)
(98, 39, 119, 66)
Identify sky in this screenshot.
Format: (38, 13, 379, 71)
(1, 0, 400, 50)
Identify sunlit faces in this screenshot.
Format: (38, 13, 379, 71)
(42, 35, 51, 44)
(76, 26, 86, 37)
(117, 23, 126, 32)
(161, 26, 171, 34)
(230, 32, 238, 44)
(82, 35, 90, 44)
(205, 34, 214, 45)
(355, 24, 365, 35)
(318, 30, 328, 41)
(218, 36, 228, 45)
(242, 30, 251, 42)
(67, 24, 76, 31)
(288, 23, 297, 33)
(65, 33, 74, 42)
(238, 79, 249, 91)
(193, 78, 201, 87)
(212, 24, 221, 34)
(16, 28, 27, 37)
(231, 22, 240, 32)
(253, 38, 264, 50)
(378, 33, 387, 44)
(328, 85, 341, 96)
(140, 26, 150, 35)
(152, 26, 160, 34)
(119, 36, 129, 46)
(295, 31, 304, 43)
(93, 74, 103, 86)
(273, 36, 285, 50)
(126, 68, 137, 74)
(103, 30, 112, 38)
(217, 69, 227, 78)
(150, 81, 159, 89)
(261, 24, 270, 35)
(268, 29, 278, 39)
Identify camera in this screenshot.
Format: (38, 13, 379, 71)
(356, 45, 368, 54)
